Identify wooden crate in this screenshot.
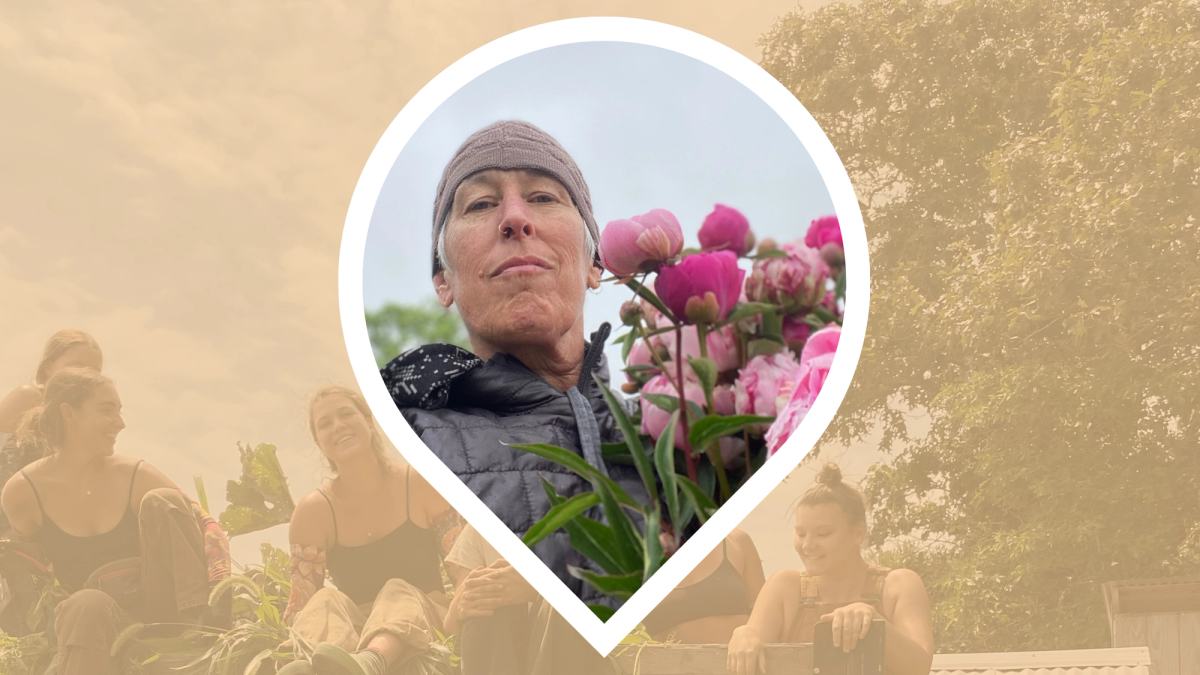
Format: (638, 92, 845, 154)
(609, 643, 813, 675)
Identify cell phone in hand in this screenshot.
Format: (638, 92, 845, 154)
(813, 619, 885, 675)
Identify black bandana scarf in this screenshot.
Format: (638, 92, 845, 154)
(380, 344, 483, 411)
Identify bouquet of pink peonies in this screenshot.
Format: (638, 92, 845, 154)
(509, 205, 845, 613)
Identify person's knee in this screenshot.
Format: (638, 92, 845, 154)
(379, 578, 420, 595)
(139, 487, 189, 521)
(55, 589, 120, 631)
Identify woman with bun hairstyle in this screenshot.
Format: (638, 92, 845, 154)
(0, 368, 228, 675)
(726, 464, 934, 675)
(279, 385, 466, 675)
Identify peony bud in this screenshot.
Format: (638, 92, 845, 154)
(599, 209, 685, 276)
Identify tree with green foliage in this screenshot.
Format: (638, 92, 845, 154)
(366, 300, 470, 368)
(761, 0, 1200, 653)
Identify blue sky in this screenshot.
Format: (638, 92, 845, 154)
(363, 40, 836, 371)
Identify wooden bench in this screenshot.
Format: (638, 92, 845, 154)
(610, 643, 814, 675)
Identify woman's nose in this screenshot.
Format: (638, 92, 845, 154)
(497, 195, 536, 240)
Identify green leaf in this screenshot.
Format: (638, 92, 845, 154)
(751, 249, 790, 259)
(724, 302, 779, 324)
(522, 492, 602, 547)
(621, 326, 639, 362)
(218, 442, 297, 537)
(569, 567, 643, 601)
(596, 477, 645, 574)
(538, 478, 628, 574)
(747, 338, 786, 359)
(600, 442, 635, 466)
(813, 304, 838, 324)
(588, 604, 616, 621)
(641, 392, 679, 413)
(687, 356, 719, 400)
(625, 277, 678, 324)
(688, 414, 776, 450)
(643, 510, 665, 580)
(598, 380, 659, 509)
(504, 442, 643, 512)
(835, 269, 846, 301)
(760, 310, 784, 340)
(654, 411, 682, 536)
(677, 476, 718, 524)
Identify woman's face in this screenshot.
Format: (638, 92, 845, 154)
(793, 503, 866, 576)
(434, 169, 601, 352)
(311, 394, 376, 468)
(62, 382, 125, 455)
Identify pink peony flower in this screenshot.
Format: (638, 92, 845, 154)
(713, 384, 737, 416)
(805, 215, 843, 267)
(640, 374, 706, 450)
(667, 324, 741, 377)
(698, 204, 756, 257)
(599, 209, 685, 276)
(782, 316, 811, 357)
(733, 352, 802, 432)
(655, 251, 745, 324)
(744, 243, 831, 314)
(624, 339, 661, 385)
(765, 325, 840, 455)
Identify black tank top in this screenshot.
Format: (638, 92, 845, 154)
(642, 540, 751, 635)
(21, 460, 142, 591)
(321, 466, 443, 605)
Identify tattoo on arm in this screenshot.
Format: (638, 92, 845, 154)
(283, 543, 327, 626)
(428, 507, 466, 560)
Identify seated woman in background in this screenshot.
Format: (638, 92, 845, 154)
(0, 368, 228, 675)
(0, 330, 105, 530)
(280, 385, 465, 675)
(727, 464, 934, 675)
(641, 528, 764, 644)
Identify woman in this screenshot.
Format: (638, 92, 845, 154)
(0, 330, 105, 533)
(641, 528, 765, 644)
(280, 385, 465, 675)
(0, 368, 221, 675)
(726, 464, 934, 675)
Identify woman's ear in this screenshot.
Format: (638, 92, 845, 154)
(587, 263, 603, 290)
(854, 520, 868, 546)
(59, 401, 76, 430)
(433, 271, 455, 308)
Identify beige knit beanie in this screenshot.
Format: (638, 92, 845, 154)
(431, 120, 600, 276)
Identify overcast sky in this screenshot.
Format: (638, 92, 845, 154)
(362, 40, 836, 370)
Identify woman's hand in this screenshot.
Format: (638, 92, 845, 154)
(726, 625, 765, 675)
(820, 602, 883, 653)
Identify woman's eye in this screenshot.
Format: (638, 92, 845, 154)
(468, 200, 492, 211)
(532, 194, 555, 203)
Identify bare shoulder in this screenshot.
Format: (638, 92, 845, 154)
(408, 464, 450, 515)
(883, 568, 929, 602)
(126, 457, 177, 488)
(0, 385, 42, 432)
(1, 469, 40, 534)
(764, 567, 806, 591)
(290, 489, 336, 548)
(727, 528, 759, 557)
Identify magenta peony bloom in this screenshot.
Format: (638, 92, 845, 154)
(655, 251, 745, 324)
(599, 209, 685, 276)
(698, 204, 756, 257)
(805, 215, 844, 267)
(765, 325, 840, 455)
(733, 352, 802, 433)
(744, 243, 831, 314)
(640, 374, 706, 450)
(782, 316, 812, 357)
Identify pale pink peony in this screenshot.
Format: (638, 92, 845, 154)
(655, 251, 745, 324)
(624, 339, 661, 385)
(599, 209, 685, 276)
(640, 374, 706, 450)
(805, 215, 844, 268)
(667, 324, 741, 377)
(733, 352, 802, 427)
(765, 325, 840, 455)
(744, 242, 831, 315)
(698, 204, 755, 257)
(712, 384, 737, 416)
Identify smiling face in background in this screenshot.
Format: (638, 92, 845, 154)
(793, 502, 866, 576)
(434, 168, 601, 354)
(310, 393, 376, 467)
(62, 381, 125, 455)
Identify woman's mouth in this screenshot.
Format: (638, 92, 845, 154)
(335, 433, 355, 447)
(492, 256, 552, 277)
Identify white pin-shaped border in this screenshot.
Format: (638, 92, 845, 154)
(338, 17, 870, 656)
